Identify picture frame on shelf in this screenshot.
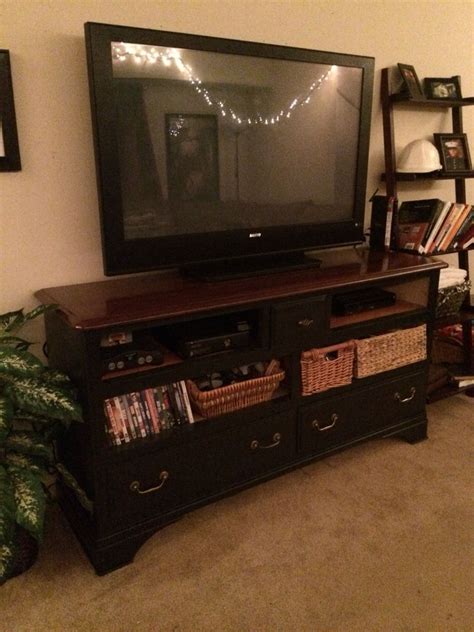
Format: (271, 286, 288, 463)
(433, 133, 472, 174)
(424, 77, 462, 100)
(0, 50, 21, 171)
(165, 113, 219, 202)
(397, 63, 424, 100)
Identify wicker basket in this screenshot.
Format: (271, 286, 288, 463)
(300, 340, 355, 396)
(355, 324, 427, 378)
(186, 364, 285, 418)
(436, 280, 471, 318)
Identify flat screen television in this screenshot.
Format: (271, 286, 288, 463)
(84, 22, 375, 279)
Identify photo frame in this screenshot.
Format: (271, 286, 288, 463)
(433, 133, 472, 173)
(165, 113, 219, 202)
(397, 63, 424, 100)
(424, 77, 462, 100)
(0, 50, 21, 171)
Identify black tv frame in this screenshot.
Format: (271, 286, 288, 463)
(85, 22, 374, 277)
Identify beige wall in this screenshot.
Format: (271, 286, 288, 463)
(1, 0, 473, 315)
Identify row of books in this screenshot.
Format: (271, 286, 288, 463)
(103, 381, 194, 446)
(397, 198, 473, 254)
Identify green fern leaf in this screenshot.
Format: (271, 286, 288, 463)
(9, 466, 46, 542)
(5, 431, 53, 461)
(0, 347, 44, 378)
(0, 466, 16, 542)
(0, 396, 13, 443)
(3, 376, 82, 423)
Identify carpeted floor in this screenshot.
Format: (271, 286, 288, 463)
(1, 394, 472, 632)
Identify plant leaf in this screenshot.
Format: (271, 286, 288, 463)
(0, 310, 24, 334)
(5, 453, 47, 477)
(0, 347, 44, 378)
(5, 430, 53, 462)
(0, 396, 13, 443)
(0, 335, 32, 350)
(56, 463, 94, 514)
(9, 466, 46, 542)
(3, 376, 82, 423)
(0, 465, 16, 543)
(0, 541, 17, 583)
(40, 369, 73, 389)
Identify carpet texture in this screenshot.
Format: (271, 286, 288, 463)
(1, 395, 472, 631)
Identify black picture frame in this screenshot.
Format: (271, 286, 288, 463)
(165, 113, 219, 202)
(397, 63, 424, 100)
(0, 50, 21, 171)
(424, 77, 462, 100)
(433, 133, 472, 173)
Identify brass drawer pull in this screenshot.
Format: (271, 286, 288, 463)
(250, 432, 281, 450)
(297, 318, 314, 327)
(130, 470, 169, 495)
(394, 387, 416, 403)
(312, 413, 338, 431)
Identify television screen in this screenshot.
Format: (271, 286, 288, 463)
(85, 23, 374, 276)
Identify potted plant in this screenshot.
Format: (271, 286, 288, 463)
(0, 306, 82, 583)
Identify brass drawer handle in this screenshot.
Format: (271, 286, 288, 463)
(312, 413, 338, 431)
(297, 318, 314, 327)
(250, 432, 281, 450)
(130, 470, 169, 495)
(394, 387, 416, 403)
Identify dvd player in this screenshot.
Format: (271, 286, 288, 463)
(332, 288, 396, 316)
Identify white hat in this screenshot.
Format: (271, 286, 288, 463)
(397, 139, 442, 173)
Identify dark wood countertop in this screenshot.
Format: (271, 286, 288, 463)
(35, 249, 446, 330)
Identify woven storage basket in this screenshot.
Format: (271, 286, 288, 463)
(186, 365, 285, 418)
(436, 280, 471, 318)
(355, 324, 427, 378)
(300, 340, 355, 396)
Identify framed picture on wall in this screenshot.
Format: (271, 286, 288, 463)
(397, 63, 424, 100)
(433, 133, 472, 173)
(165, 113, 219, 202)
(424, 77, 462, 100)
(0, 50, 21, 171)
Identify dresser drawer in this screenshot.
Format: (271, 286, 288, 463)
(272, 295, 330, 349)
(212, 412, 296, 490)
(298, 371, 426, 456)
(104, 440, 215, 524)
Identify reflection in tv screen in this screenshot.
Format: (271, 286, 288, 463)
(111, 42, 363, 241)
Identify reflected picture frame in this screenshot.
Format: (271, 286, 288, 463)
(0, 50, 21, 171)
(424, 76, 462, 100)
(433, 132, 472, 174)
(165, 113, 219, 202)
(397, 63, 424, 100)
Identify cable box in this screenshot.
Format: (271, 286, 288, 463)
(164, 317, 251, 358)
(332, 288, 396, 316)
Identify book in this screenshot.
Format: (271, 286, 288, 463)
(458, 225, 474, 249)
(396, 199, 440, 251)
(437, 203, 469, 252)
(423, 201, 453, 254)
(415, 199, 446, 253)
(450, 206, 474, 249)
(385, 196, 395, 251)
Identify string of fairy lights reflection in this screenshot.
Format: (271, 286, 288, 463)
(111, 43, 337, 128)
